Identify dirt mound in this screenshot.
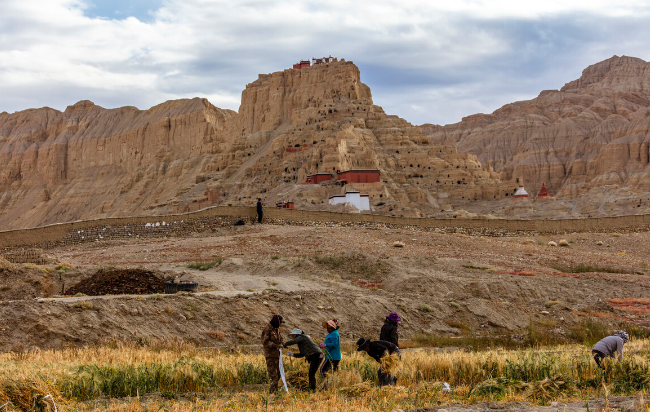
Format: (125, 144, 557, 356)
(66, 269, 165, 296)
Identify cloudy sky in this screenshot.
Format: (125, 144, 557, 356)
(1, 0, 649, 125)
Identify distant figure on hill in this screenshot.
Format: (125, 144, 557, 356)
(357, 337, 400, 386)
(261, 314, 284, 393)
(256, 198, 263, 223)
(592, 330, 629, 368)
(380, 312, 401, 346)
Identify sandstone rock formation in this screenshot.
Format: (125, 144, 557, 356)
(0, 59, 512, 229)
(423, 56, 650, 217)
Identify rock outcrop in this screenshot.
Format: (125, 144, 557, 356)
(423, 56, 650, 216)
(0, 59, 513, 229)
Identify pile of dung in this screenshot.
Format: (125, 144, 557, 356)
(66, 268, 165, 296)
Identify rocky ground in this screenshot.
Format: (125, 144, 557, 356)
(1, 222, 649, 352)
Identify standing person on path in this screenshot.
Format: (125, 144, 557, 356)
(256, 198, 263, 223)
(592, 330, 629, 369)
(357, 337, 401, 386)
(380, 312, 401, 346)
(319, 319, 341, 378)
(261, 314, 284, 393)
(284, 328, 323, 391)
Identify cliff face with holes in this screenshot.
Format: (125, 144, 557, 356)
(423, 56, 650, 214)
(0, 59, 512, 230)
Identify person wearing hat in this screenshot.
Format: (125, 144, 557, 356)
(319, 319, 341, 378)
(592, 331, 630, 369)
(284, 328, 323, 391)
(261, 314, 284, 393)
(380, 312, 401, 346)
(356, 337, 400, 386)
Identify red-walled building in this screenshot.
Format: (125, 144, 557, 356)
(305, 173, 333, 184)
(276, 201, 295, 209)
(336, 169, 380, 184)
(293, 60, 311, 69)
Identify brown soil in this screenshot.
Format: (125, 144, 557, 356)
(1, 223, 650, 351)
(65, 268, 166, 296)
(402, 396, 646, 411)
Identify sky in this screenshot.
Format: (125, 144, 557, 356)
(1, 0, 650, 126)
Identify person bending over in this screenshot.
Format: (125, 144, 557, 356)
(592, 330, 629, 369)
(284, 328, 323, 391)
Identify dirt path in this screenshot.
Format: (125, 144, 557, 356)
(399, 396, 647, 412)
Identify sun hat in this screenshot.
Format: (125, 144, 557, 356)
(356, 337, 371, 351)
(386, 312, 402, 323)
(288, 328, 303, 335)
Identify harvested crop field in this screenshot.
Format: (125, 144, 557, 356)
(65, 268, 166, 296)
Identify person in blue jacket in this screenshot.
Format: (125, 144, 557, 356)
(319, 319, 341, 377)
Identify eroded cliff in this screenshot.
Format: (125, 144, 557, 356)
(0, 59, 512, 229)
(423, 56, 650, 216)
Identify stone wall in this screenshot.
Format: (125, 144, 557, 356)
(2, 207, 650, 251)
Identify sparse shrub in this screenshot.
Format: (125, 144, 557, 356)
(548, 241, 558, 247)
(545, 300, 561, 308)
(246, 288, 257, 292)
(271, 255, 280, 260)
(597, 241, 604, 246)
(449, 301, 460, 309)
(73, 293, 87, 297)
(559, 239, 570, 247)
(73, 301, 93, 310)
(393, 241, 405, 248)
(164, 305, 173, 314)
(22, 263, 52, 273)
(418, 303, 433, 312)
(187, 259, 222, 270)
(55, 262, 74, 271)
(148, 293, 163, 299)
(445, 319, 470, 333)
(568, 318, 609, 345)
(206, 330, 226, 341)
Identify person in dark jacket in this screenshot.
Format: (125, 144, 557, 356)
(380, 312, 401, 346)
(256, 198, 263, 223)
(592, 331, 629, 368)
(261, 314, 284, 393)
(357, 337, 401, 386)
(284, 328, 323, 391)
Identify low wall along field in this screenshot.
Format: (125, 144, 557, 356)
(2, 206, 650, 250)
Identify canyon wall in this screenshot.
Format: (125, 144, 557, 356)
(423, 56, 650, 205)
(0, 60, 513, 229)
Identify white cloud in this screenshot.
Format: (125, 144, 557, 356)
(1, 0, 650, 125)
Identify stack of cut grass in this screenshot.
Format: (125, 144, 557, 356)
(525, 374, 574, 401)
(285, 369, 310, 391)
(380, 353, 400, 373)
(338, 380, 374, 396)
(0, 377, 60, 412)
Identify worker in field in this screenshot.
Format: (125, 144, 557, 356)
(256, 198, 263, 223)
(356, 337, 401, 386)
(592, 330, 629, 369)
(319, 319, 341, 378)
(380, 312, 401, 346)
(261, 314, 284, 393)
(284, 328, 323, 391)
